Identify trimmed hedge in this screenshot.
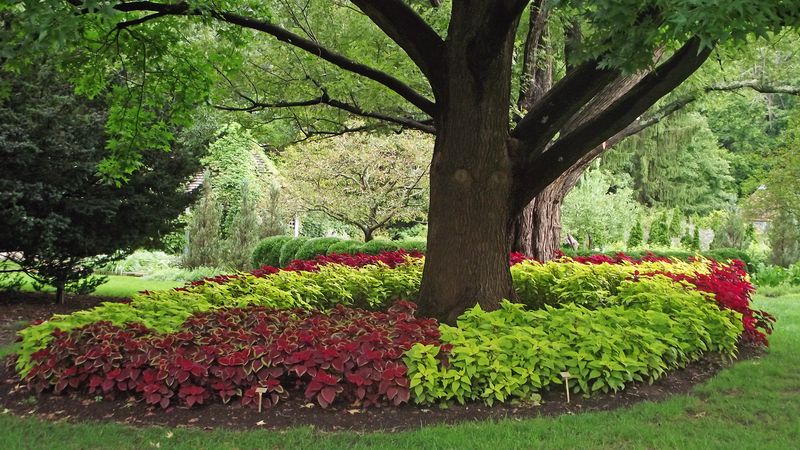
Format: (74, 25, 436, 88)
(361, 239, 400, 255)
(294, 237, 342, 261)
(252, 236, 294, 268)
(326, 240, 363, 255)
(278, 237, 308, 267)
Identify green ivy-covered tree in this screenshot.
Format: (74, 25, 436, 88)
(201, 122, 283, 236)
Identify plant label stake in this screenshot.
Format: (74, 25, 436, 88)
(560, 372, 572, 403)
(255, 387, 268, 413)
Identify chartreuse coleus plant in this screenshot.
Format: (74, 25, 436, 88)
(404, 276, 742, 406)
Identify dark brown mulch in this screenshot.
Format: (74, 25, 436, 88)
(0, 291, 764, 432)
(0, 291, 125, 347)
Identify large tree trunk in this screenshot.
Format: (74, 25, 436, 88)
(529, 181, 565, 261)
(418, 5, 518, 324)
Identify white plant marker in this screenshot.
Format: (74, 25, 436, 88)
(560, 372, 572, 403)
(255, 387, 268, 413)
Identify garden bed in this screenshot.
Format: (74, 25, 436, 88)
(1, 251, 774, 430)
(0, 344, 762, 432)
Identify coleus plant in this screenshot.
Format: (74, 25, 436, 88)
(18, 301, 442, 410)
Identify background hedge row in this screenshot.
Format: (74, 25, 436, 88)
(253, 236, 427, 268)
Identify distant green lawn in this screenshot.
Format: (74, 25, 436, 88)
(1, 293, 798, 449)
(16, 273, 183, 298)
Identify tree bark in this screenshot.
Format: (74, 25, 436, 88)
(417, 4, 519, 324)
(55, 278, 66, 305)
(511, 0, 553, 258)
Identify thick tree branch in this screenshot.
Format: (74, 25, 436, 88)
(510, 59, 618, 150)
(511, 37, 712, 214)
(350, 0, 445, 98)
(71, 0, 437, 116)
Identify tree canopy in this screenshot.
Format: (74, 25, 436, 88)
(3, 0, 799, 320)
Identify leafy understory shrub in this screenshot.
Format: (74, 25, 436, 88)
(405, 278, 742, 406)
(95, 250, 180, 275)
(252, 236, 294, 268)
(19, 302, 439, 409)
(142, 266, 224, 282)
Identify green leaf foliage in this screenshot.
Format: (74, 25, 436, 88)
(326, 240, 364, 255)
(405, 277, 742, 406)
(360, 240, 401, 255)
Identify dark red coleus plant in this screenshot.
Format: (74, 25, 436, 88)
(20, 301, 443, 410)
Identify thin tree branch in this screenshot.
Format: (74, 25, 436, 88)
(71, 1, 437, 116)
(215, 90, 435, 133)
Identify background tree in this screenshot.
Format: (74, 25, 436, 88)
(184, 177, 224, 269)
(561, 168, 640, 251)
(627, 219, 644, 248)
(280, 130, 431, 242)
(0, 67, 199, 303)
(711, 206, 750, 250)
(5, 0, 799, 320)
(746, 110, 800, 265)
(224, 184, 261, 270)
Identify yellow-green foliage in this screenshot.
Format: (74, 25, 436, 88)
(511, 258, 712, 310)
(404, 276, 742, 406)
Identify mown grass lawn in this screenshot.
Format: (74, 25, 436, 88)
(16, 274, 183, 298)
(0, 292, 797, 450)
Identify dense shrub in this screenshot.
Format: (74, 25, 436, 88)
(405, 278, 742, 406)
(360, 239, 400, 255)
(294, 237, 342, 261)
(20, 301, 440, 409)
(278, 237, 308, 267)
(326, 240, 363, 255)
(252, 236, 293, 268)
